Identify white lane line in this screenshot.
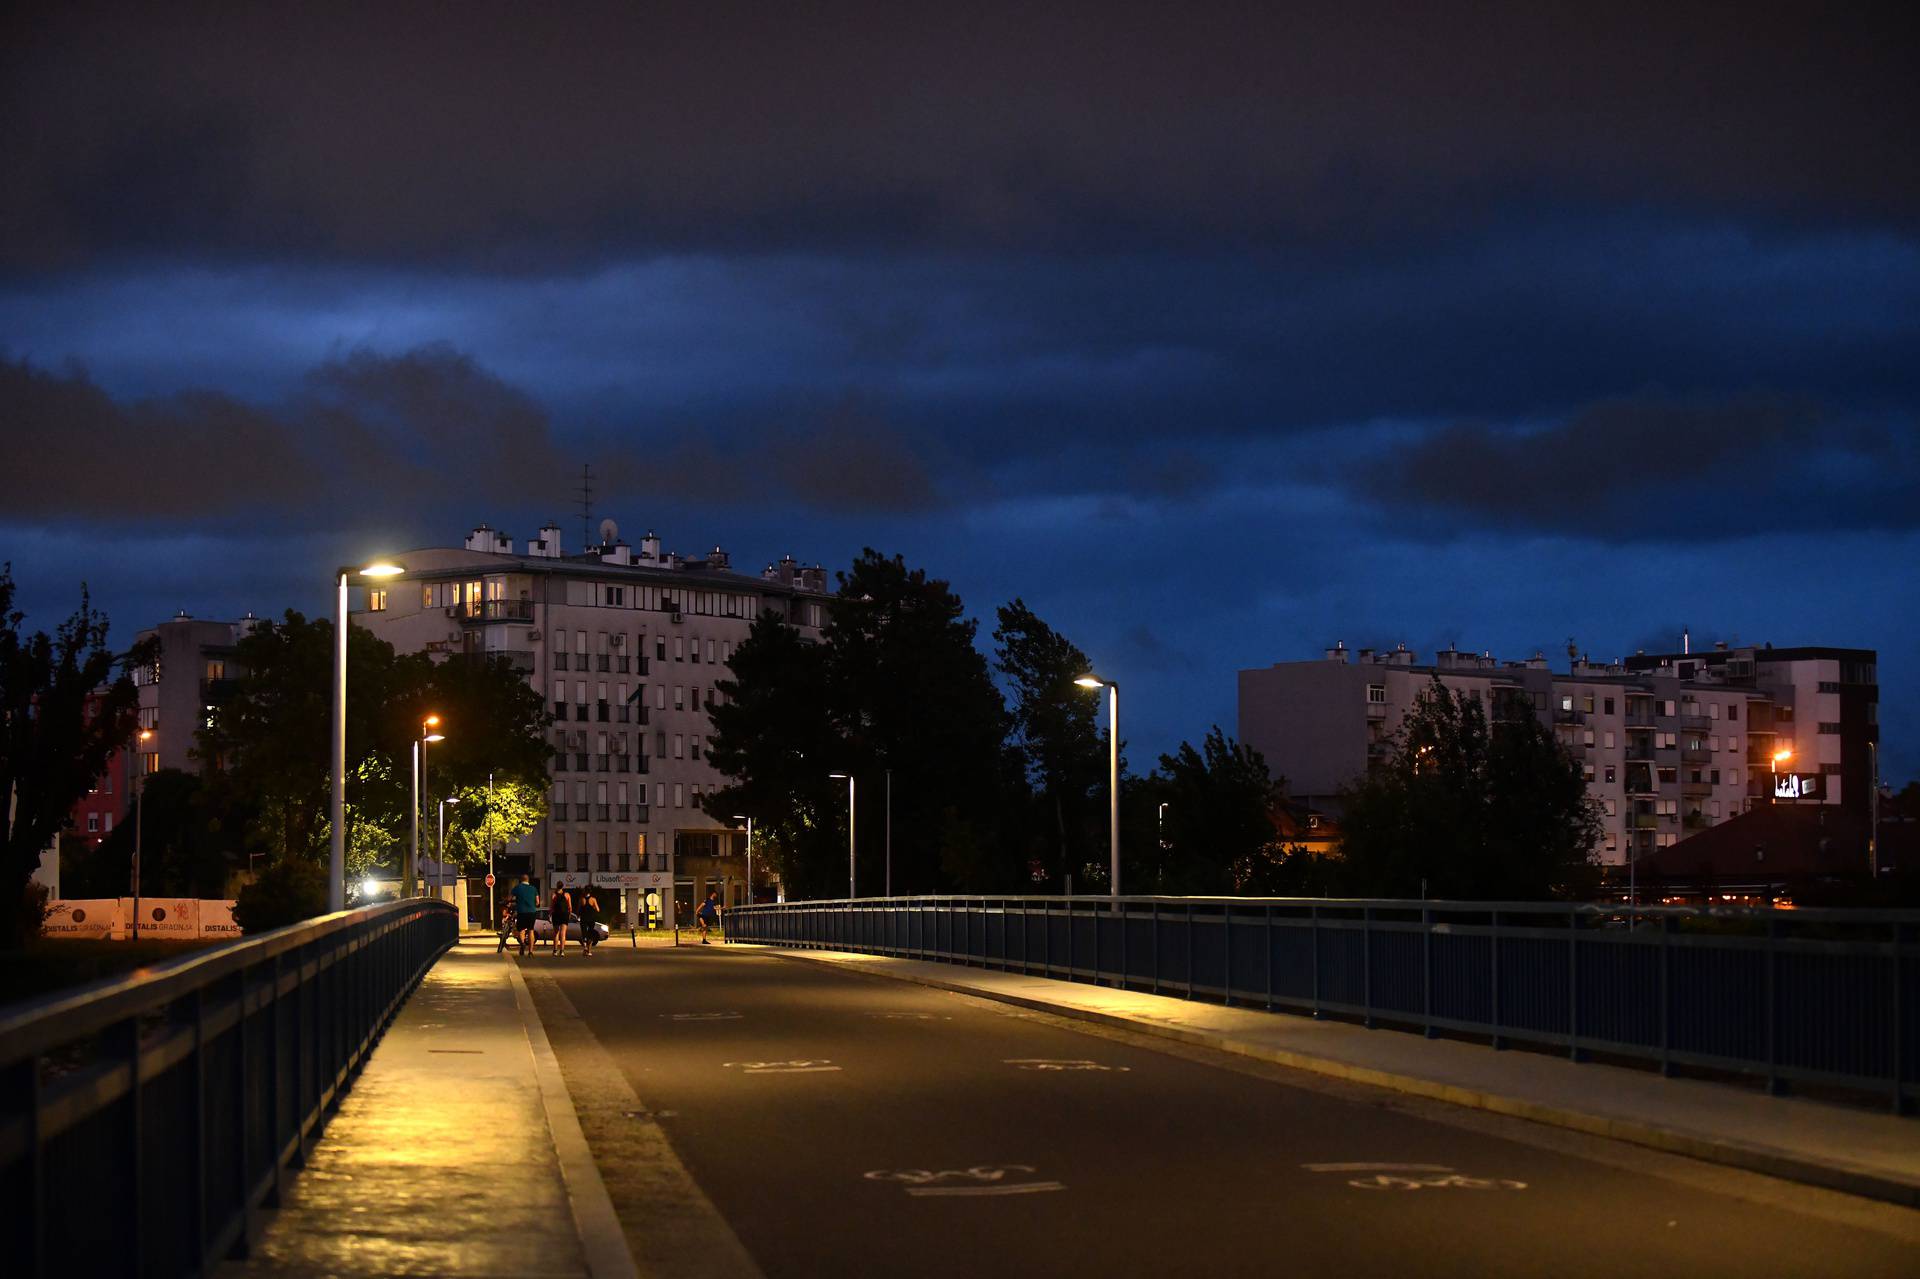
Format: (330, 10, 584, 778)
(906, 1182, 1067, 1197)
(743, 1065, 842, 1074)
(1302, 1162, 1456, 1173)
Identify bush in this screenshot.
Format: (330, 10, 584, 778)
(17, 879, 52, 941)
(232, 857, 328, 934)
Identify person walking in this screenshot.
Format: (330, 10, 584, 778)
(577, 890, 600, 957)
(550, 882, 573, 957)
(695, 889, 721, 944)
(511, 874, 540, 957)
(494, 900, 515, 954)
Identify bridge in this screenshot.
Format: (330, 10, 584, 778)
(4, 897, 1916, 1277)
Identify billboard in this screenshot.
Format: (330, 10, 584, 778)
(1773, 773, 1824, 801)
(121, 897, 200, 939)
(43, 898, 123, 938)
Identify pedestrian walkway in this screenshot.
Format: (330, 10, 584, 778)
(745, 945, 1920, 1209)
(225, 940, 635, 1278)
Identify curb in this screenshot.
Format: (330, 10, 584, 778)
(753, 946, 1920, 1210)
(505, 955, 643, 1279)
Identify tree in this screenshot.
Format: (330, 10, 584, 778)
(1150, 727, 1286, 895)
(0, 565, 152, 945)
(708, 551, 1021, 897)
(88, 768, 245, 898)
(994, 600, 1104, 890)
(1337, 677, 1600, 900)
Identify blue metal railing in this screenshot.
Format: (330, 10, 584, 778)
(729, 895, 1917, 1113)
(0, 898, 458, 1279)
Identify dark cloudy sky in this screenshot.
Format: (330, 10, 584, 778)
(3, 1, 1917, 780)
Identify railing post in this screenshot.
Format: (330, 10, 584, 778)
(1119, 897, 1128, 991)
(1264, 905, 1274, 1011)
(1223, 904, 1233, 1005)
(1066, 897, 1074, 983)
(1895, 920, 1909, 1116)
(1150, 900, 1160, 996)
(193, 986, 210, 1270)
(1185, 903, 1195, 1001)
(1489, 908, 1503, 1049)
(1310, 903, 1322, 1019)
(1658, 915, 1673, 1076)
(1423, 904, 1436, 1038)
(1568, 906, 1584, 1061)
(19, 1052, 45, 1279)
(113, 1012, 144, 1265)
(1766, 916, 1784, 1095)
(1362, 906, 1373, 1028)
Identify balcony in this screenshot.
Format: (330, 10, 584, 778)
(595, 702, 611, 722)
(1681, 775, 1712, 795)
(458, 599, 535, 623)
(1552, 707, 1584, 725)
(593, 804, 610, 822)
(1631, 813, 1660, 830)
(1681, 746, 1712, 763)
(1683, 811, 1713, 831)
(1365, 702, 1387, 720)
(596, 654, 612, 672)
(572, 752, 589, 771)
(1678, 713, 1712, 731)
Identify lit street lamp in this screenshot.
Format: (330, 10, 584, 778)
(331, 560, 404, 911)
(437, 794, 461, 903)
(1074, 674, 1121, 900)
(733, 813, 753, 905)
(829, 773, 855, 898)
(412, 715, 445, 898)
(132, 728, 152, 939)
(1772, 745, 1793, 803)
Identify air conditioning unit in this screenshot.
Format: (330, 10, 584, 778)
(610, 633, 625, 647)
(669, 610, 684, 624)
(529, 630, 542, 641)
(444, 606, 459, 618)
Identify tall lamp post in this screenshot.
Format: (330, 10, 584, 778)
(412, 714, 444, 899)
(331, 560, 405, 911)
(733, 814, 753, 906)
(1074, 674, 1121, 901)
(1771, 745, 1793, 803)
(437, 794, 460, 904)
(829, 773, 855, 898)
(132, 728, 152, 939)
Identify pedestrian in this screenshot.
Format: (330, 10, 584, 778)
(695, 889, 721, 944)
(550, 882, 573, 956)
(512, 874, 540, 957)
(578, 890, 600, 956)
(494, 900, 514, 954)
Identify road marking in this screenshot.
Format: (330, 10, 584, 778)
(1303, 1162, 1527, 1190)
(1003, 1058, 1129, 1072)
(865, 1012, 950, 1020)
(864, 1164, 1065, 1196)
(723, 1060, 841, 1074)
(664, 1012, 743, 1021)
(907, 1182, 1066, 1197)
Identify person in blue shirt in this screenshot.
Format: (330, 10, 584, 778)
(511, 874, 540, 956)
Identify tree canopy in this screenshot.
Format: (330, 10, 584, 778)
(1337, 677, 1601, 899)
(1, 565, 151, 944)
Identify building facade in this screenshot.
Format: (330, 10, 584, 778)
(1239, 641, 1878, 868)
(353, 521, 830, 925)
(129, 611, 262, 775)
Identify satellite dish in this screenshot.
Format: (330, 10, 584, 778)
(599, 517, 618, 544)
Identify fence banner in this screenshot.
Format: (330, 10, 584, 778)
(199, 899, 242, 939)
(43, 898, 124, 938)
(120, 897, 200, 939)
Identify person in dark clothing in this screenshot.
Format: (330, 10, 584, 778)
(550, 884, 572, 956)
(696, 890, 721, 944)
(577, 890, 600, 956)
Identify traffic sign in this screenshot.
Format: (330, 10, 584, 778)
(484, 873, 496, 887)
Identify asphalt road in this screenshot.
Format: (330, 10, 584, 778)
(530, 943, 1917, 1279)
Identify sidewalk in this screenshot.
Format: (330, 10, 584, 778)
(226, 940, 635, 1278)
(747, 945, 1920, 1209)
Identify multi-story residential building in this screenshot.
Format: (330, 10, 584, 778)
(1239, 641, 1878, 868)
(67, 691, 128, 848)
(353, 521, 830, 925)
(129, 610, 261, 774)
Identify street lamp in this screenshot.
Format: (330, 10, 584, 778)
(412, 714, 444, 898)
(437, 794, 461, 904)
(331, 559, 404, 911)
(1074, 674, 1121, 900)
(733, 814, 753, 905)
(132, 728, 152, 939)
(1772, 745, 1792, 803)
(828, 773, 855, 898)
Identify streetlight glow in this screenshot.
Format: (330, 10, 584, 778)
(1075, 672, 1121, 901)
(333, 557, 406, 912)
(1773, 747, 1793, 763)
(1072, 676, 1105, 689)
(359, 562, 405, 577)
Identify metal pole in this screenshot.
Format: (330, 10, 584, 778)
(1108, 683, 1120, 902)
(1869, 740, 1879, 880)
(848, 775, 857, 899)
(132, 759, 144, 940)
(886, 768, 892, 898)
(486, 772, 495, 927)
(329, 570, 348, 912)
(746, 817, 753, 906)
(437, 801, 445, 904)
(409, 739, 420, 899)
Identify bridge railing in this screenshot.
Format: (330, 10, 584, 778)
(729, 895, 1917, 1112)
(0, 898, 458, 1279)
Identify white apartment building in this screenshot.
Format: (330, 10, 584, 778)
(353, 520, 830, 925)
(1240, 642, 1879, 867)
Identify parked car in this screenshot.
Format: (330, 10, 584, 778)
(524, 907, 610, 942)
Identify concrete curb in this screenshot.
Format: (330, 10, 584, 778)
(754, 946, 1920, 1210)
(506, 954, 643, 1279)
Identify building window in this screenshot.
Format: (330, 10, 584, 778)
(672, 734, 684, 759)
(86, 813, 99, 833)
(1366, 684, 1386, 704)
(1710, 769, 1721, 785)
(674, 686, 685, 711)
(673, 783, 684, 808)
(422, 584, 434, 609)
(1818, 722, 1841, 734)
(368, 589, 387, 611)
(1603, 765, 1616, 784)
(1603, 731, 1615, 749)
(690, 735, 702, 760)
(1603, 697, 1614, 716)
(1727, 703, 1739, 722)
(656, 636, 666, 660)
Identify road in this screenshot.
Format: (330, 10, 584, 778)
(525, 942, 1917, 1278)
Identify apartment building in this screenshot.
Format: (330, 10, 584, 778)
(352, 521, 830, 925)
(1239, 641, 1878, 867)
(128, 611, 262, 775)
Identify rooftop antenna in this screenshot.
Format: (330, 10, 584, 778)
(576, 463, 595, 549)
(1682, 626, 1691, 655)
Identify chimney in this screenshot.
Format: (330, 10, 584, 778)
(466, 524, 511, 554)
(529, 523, 564, 558)
(708, 544, 730, 569)
(601, 540, 631, 566)
(640, 531, 661, 562)
(1323, 641, 1348, 663)
(1388, 642, 1415, 667)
